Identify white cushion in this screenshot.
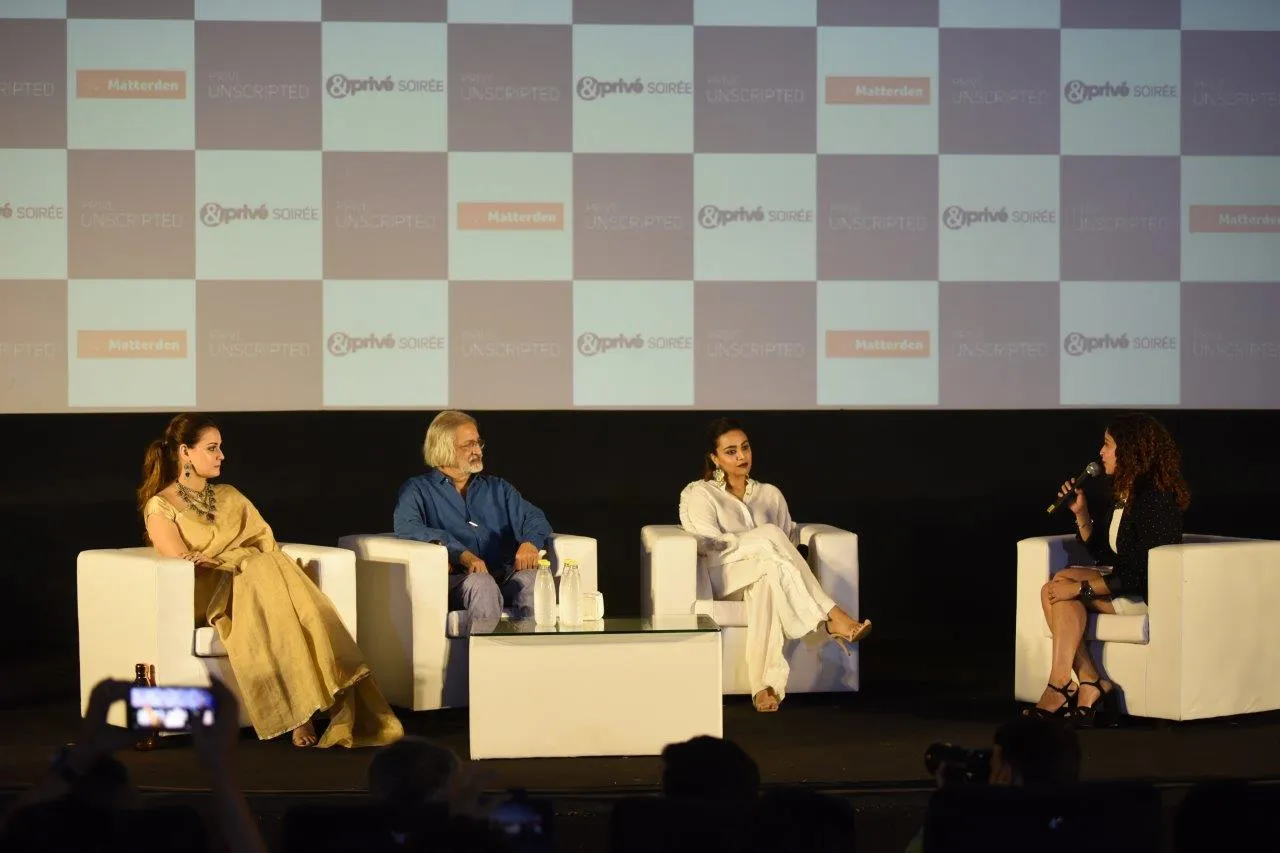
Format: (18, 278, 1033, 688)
(193, 627, 227, 658)
(446, 609, 515, 638)
(694, 598, 748, 628)
(1041, 614, 1149, 644)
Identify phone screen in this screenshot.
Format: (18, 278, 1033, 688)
(128, 685, 217, 732)
(488, 792, 553, 853)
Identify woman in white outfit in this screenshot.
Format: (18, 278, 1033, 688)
(678, 418, 872, 712)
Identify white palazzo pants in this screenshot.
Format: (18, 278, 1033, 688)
(708, 523, 836, 699)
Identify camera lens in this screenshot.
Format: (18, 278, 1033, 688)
(924, 743, 993, 785)
(924, 742, 954, 775)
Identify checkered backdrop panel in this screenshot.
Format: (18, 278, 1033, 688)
(1, 0, 1277, 412)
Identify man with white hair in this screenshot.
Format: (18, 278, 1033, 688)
(393, 410, 553, 621)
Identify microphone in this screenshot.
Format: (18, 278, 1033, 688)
(1046, 461, 1103, 515)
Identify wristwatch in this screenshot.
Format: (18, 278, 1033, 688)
(1079, 581, 1094, 601)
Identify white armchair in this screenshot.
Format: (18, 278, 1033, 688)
(640, 523, 861, 695)
(337, 533, 599, 711)
(77, 543, 358, 728)
(1015, 534, 1280, 721)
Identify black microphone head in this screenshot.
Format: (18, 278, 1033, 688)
(1048, 461, 1103, 514)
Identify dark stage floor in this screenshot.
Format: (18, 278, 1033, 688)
(4, 638, 1279, 853)
(4, 683, 1279, 797)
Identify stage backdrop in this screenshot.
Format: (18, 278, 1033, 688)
(0, 0, 1278, 413)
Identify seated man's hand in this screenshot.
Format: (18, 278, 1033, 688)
(513, 542, 540, 571)
(460, 551, 488, 574)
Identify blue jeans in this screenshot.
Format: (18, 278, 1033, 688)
(447, 567, 539, 619)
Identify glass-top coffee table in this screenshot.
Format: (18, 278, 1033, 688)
(467, 615, 723, 759)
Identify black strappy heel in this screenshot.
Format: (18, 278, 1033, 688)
(1070, 680, 1120, 728)
(1023, 681, 1076, 720)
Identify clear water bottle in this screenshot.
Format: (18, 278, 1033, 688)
(533, 558, 557, 626)
(559, 559, 583, 626)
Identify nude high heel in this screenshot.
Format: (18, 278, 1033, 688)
(825, 619, 872, 655)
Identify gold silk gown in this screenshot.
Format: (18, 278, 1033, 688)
(143, 484, 403, 748)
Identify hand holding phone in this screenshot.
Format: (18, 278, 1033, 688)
(75, 679, 147, 765)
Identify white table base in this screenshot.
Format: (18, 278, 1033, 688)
(468, 630, 723, 759)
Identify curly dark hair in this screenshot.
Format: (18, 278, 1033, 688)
(1106, 413, 1190, 510)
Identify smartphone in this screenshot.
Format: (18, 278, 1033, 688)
(487, 790, 553, 853)
(128, 685, 217, 732)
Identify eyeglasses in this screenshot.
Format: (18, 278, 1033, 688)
(457, 440, 485, 452)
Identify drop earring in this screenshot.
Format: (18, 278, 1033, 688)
(713, 466, 725, 484)
(183, 462, 193, 479)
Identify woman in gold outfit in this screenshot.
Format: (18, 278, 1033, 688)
(137, 413, 403, 749)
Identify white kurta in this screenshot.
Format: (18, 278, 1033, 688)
(678, 478, 838, 698)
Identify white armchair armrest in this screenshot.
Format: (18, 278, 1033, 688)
(640, 525, 699, 616)
(338, 534, 451, 711)
(1147, 539, 1280, 719)
(282, 543, 358, 639)
(1015, 534, 1087, 644)
(797, 524, 860, 615)
(546, 533, 599, 595)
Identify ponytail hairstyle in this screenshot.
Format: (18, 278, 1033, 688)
(137, 413, 220, 524)
(701, 417, 747, 480)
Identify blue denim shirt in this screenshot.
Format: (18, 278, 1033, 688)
(393, 469, 553, 574)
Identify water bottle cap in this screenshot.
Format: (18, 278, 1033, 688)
(564, 559, 577, 568)
(537, 559, 551, 568)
